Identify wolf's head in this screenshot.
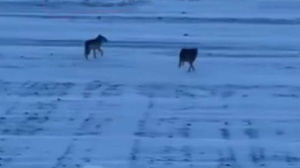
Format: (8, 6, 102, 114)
(96, 34, 108, 43)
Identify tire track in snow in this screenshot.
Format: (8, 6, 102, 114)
(0, 38, 299, 57)
(2, 13, 300, 25)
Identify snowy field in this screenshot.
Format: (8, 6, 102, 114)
(1, 0, 300, 168)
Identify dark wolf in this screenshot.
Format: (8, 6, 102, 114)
(178, 48, 198, 72)
(84, 34, 108, 60)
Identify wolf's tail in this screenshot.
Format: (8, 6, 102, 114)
(84, 42, 90, 59)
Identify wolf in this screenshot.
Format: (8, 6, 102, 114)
(84, 34, 108, 60)
(178, 48, 198, 72)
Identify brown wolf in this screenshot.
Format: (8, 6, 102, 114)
(178, 48, 198, 72)
(84, 34, 108, 60)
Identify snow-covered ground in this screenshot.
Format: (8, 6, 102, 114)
(1, 0, 300, 168)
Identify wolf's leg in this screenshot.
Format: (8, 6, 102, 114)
(98, 48, 103, 56)
(84, 46, 89, 60)
(85, 52, 88, 60)
(178, 61, 182, 68)
(188, 63, 192, 72)
(190, 62, 195, 71)
(93, 49, 96, 59)
(191, 63, 196, 72)
(192, 63, 195, 71)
